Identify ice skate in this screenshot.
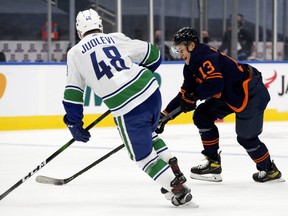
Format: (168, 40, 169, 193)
(160, 187, 173, 200)
(160, 174, 186, 201)
(169, 164, 196, 207)
(161, 184, 198, 207)
(190, 151, 222, 182)
(168, 157, 187, 185)
(171, 184, 198, 207)
(161, 157, 187, 201)
(253, 160, 285, 183)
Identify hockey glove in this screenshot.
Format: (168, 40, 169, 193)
(155, 112, 169, 134)
(63, 115, 91, 142)
(180, 92, 197, 113)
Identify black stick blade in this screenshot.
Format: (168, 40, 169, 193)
(35, 175, 65, 185)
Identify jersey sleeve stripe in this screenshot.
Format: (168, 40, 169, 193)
(65, 85, 84, 93)
(144, 44, 161, 66)
(139, 42, 150, 65)
(140, 43, 161, 67)
(63, 87, 84, 104)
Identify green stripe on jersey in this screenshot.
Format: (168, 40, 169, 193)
(64, 88, 84, 103)
(104, 70, 155, 109)
(116, 116, 134, 160)
(143, 44, 161, 65)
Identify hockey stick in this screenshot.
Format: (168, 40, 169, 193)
(159, 107, 181, 123)
(35, 107, 182, 186)
(0, 110, 111, 201)
(36, 144, 125, 185)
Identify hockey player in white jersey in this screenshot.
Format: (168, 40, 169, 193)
(62, 8, 196, 207)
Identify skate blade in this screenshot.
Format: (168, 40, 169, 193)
(176, 200, 199, 208)
(164, 192, 173, 200)
(187, 200, 199, 208)
(190, 173, 222, 182)
(171, 194, 199, 208)
(266, 177, 286, 183)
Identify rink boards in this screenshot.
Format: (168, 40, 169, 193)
(0, 61, 288, 130)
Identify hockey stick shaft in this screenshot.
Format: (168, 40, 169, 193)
(59, 143, 124, 184)
(36, 144, 125, 185)
(35, 107, 182, 185)
(0, 110, 111, 201)
(160, 106, 182, 123)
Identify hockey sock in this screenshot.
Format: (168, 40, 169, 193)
(237, 136, 271, 170)
(199, 125, 220, 160)
(137, 149, 175, 191)
(152, 133, 173, 163)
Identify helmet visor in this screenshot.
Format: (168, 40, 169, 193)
(171, 45, 180, 54)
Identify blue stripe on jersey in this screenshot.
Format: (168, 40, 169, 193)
(139, 43, 150, 66)
(109, 78, 157, 112)
(65, 85, 84, 92)
(102, 68, 146, 100)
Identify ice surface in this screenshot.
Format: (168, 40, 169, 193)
(0, 122, 287, 216)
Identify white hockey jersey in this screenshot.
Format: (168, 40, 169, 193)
(63, 32, 161, 117)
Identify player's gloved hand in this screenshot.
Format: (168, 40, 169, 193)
(63, 115, 91, 142)
(180, 92, 197, 113)
(155, 112, 169, 134)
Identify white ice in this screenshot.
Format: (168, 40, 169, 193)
(0, 122, 287, 216)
